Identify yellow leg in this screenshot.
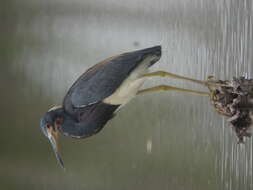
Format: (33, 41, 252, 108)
(142, 71, 206, 85)
(142, 71, 228, 87)
(137, 85, 210, 96)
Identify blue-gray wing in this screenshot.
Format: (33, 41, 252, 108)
(63, 46, 161, 116)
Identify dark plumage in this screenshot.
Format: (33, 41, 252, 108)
(40, 45, 161, 168)
(63, 46, 161, 116)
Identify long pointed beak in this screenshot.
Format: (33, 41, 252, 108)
(47, 128, 65, 169)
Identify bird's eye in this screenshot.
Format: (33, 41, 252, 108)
(56, 117, 63, 125)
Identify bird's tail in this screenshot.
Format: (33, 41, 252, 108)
(133, 45, 162, 67)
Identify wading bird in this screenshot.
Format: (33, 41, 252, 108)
(40, 46, 209, 168)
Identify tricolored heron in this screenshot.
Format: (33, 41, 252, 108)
(40, 46, 210, 168)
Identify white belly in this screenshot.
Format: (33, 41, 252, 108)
(103, 60, 150, 105)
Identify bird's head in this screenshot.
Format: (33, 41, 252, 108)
(40, 106, 65, 169)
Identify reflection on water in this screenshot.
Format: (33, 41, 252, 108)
(1, 0, 252, 189)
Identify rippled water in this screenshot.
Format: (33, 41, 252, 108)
(1, 0, 252, 189)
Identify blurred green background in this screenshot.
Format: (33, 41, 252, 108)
(1, 0, 252, 189)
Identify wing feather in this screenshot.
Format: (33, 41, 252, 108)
(63, 46, 161, 117)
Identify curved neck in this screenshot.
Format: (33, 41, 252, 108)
(56, 109, 100, 139)
(54, 103, 117, 139)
